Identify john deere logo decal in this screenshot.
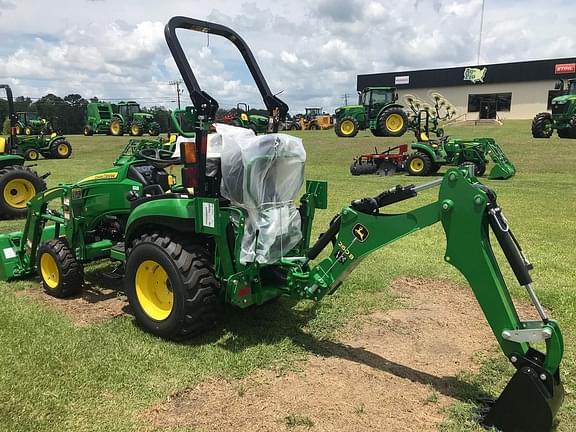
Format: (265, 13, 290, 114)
(352, 224, 369, 242)
(463, 67, 487, 83)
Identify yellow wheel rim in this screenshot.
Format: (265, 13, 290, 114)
(57, 143, 69, 156)
(3, 179, 36, 209)
(25, 128, 32, 135)
(410, 158, 424, 173)
(385, 113, 404, 133)
(340, 119, 355, 136)
(135, 260, 173, 321)
(40, 253, 59, 289)
(131, 124, 140, 135)
(111, 122, 121, 135)
(28, 150, 39, 160)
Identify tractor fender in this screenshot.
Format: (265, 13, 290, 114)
(125, 197, 196, 246)
(48, 135, 66, 145)
(378, 103, 405, 116)
(410, 142, 437, 161)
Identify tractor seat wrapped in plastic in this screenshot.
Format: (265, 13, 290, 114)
(216, 123, 305, 264)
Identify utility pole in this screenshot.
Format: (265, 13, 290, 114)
(477, 0, 486, 65)
(343, 93, 349, 105)
(169, 79, 184, 109)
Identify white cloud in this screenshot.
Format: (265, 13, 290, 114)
(0, 0, 573, 113)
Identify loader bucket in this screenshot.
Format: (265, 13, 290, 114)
(488, 160, 516, 180)
(482, 366, 564, 432)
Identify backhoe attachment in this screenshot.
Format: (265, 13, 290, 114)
(289, 168, 563, 432)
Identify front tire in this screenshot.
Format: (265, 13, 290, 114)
(37, 239, 84, 298)
(378, 107, 409, 137)
(24, 149, 40, 161)
(0, 165, 46, 219)
(125, 233, 220, 340)
(335, 116, 359, 137)
(83, 126, 93, 136)
(110, 119, 124, 136)
(407, 152, 433, 176)
(130, 122, 143, 137)
(531, 112, 553, 138)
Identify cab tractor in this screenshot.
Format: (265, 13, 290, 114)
(83, 102, 114, 136)
(109, 101, 161, 137)
(532, 78, 576, 138)
(334, 87, 409, 138)
(229, 102, 268, 134)
(0, 18, 565, 432)
(15, 112, 53, 136)
(0, 85, 47, 218)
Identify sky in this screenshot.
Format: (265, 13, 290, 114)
(0, 0, 574, 113)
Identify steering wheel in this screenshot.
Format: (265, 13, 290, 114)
(137, 148, 181, 166)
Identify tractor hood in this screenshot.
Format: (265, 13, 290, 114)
(552, 94, 576, 103)
(335, 104, 363, 113)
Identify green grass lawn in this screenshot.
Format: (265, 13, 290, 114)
(0, 121, 574, 431)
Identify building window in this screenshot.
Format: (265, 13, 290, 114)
(467, 93, 512, 113)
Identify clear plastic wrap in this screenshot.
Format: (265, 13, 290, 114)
(216, 123, 306, 264)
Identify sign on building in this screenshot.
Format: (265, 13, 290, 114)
(555, 63, 576, 74)
(394, 75, 410, 85)
(463, 67, 487, 83)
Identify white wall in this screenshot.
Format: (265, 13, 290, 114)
(396, 80, 556, 120)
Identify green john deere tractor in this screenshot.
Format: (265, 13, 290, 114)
(230, 102, 268, 134)
(0, 85, 47, 218)
(532, 78, 576, 138)
(18, 133, 72, 161)
(84, 102, 114, 136)
(334, 87, 409, 138)
(0, 18, 565, 432)
(405, 110, 515, 179)
(15, 112, 53, 136)
(109, 101, 160, 137)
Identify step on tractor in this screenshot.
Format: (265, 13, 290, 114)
(0, 18, 565, 432)
(532, 79, 576, 139)
(84, 102, 114, 136)
(334, 87, 409, 138)
(15, 112, 53, 136)
(18, 133, 72, 161)
(0, 85, 47, 218)
(109, 101, 160, 137)
(228, 103, 268, 134)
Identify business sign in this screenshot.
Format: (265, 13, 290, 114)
(555, 63, 576, 74)
(395, 75, 410, 85)
(463, 67, 487, 83)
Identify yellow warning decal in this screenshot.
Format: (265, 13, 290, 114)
(78, 172, 119, 183)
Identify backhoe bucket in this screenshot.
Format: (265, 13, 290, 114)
(482, 366, 564, 432)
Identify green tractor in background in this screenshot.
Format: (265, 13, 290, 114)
(83, 102, 114, 136)
(109, 101, 160, 137)
(532, 78, 576, 139)
(334, 86, 409, 138)
(18, 133, 72, 161)
(229, 102, 268, 134)
(0, 85, 47, 218)
(15, 112, 53, 136)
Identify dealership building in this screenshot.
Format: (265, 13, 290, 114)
(357, 57, 576, 121)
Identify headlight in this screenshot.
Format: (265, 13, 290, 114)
(335, 108, 342, 114)
(554, 100, 567, 105)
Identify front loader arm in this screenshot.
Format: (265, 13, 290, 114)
(287, 168, 564, 431)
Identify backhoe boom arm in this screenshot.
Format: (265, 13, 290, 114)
(287, 168, 564, 431)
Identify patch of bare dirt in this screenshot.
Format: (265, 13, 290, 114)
(143, 277, 540, 431)
(16, 285, 128, 325)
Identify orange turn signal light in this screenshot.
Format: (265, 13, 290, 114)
(181, 141, 197, 164)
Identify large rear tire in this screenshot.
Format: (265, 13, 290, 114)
(531, 112, 553, 138)
(406, 152, 433, 176)
(378, 107, 409, 137)
(37, 239, 84, 298)
(335, 116, 359, 137)
(51, 140, 72, 159)
(0, 165, 46, 219)
(125, 233, 220, 340)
